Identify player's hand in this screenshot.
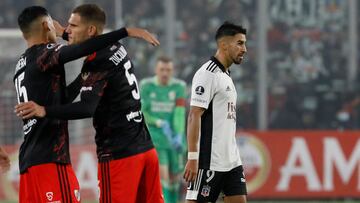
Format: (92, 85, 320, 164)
(53, 20, 65, 37)
(160, 121, 173, 141)
(183, 159, 198, 182)
(171, 134, 183, 152)
(126, 28, 160, 46)
(14, 101, 46, 119)
(0, 147, 10, 173)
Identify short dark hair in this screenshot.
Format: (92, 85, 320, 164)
(18, 6, 49, 35)
(157, 55, 172, 63)
(72, 4, 106, 26)
(215, 21, 247, 41)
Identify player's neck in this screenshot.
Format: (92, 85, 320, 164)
(26, 37, 50, 48)
(156, 78, 169, 86)
(214, 51, 231, 71)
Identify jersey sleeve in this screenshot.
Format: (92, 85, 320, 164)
(45, 71, 109, 120)
(37, 28, 128, 72)
(58, 27, 128, 64)
(190, 70, 217, 109)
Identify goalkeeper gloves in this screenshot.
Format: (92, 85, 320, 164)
(160, 120, 173, 142)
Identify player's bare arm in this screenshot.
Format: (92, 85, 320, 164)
(126, 27, 160, 46)
(183, 106, 205, 182)
(54, 19, 159, 47)
(0, 147, 10, 173)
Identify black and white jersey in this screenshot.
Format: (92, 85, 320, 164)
(190, 56, 242, 171)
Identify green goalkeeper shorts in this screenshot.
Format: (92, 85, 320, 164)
(156, 148, 185, 174)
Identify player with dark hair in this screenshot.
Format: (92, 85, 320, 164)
(15, 4, 164, 203)
(14, 5, 159, 203)
(140, 56, 187, 203)
(183, 21, 248, 203)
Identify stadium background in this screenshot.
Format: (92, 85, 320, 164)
(0, 0, 360, 202)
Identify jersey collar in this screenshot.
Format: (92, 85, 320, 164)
(210, 56, 230, 75)
(153, 76, 173, 86)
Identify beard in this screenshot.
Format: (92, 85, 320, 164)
(233, 57, 243, 65)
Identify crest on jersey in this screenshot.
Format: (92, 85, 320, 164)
(110, 45, 118, 51)
(46, 43, 56, 49)
(195, 86, 205, 95)
(201, 185, 211, 197)
(81, 72, 90, 80)
(169, 91, 176, 100)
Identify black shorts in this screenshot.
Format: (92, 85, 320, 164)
(186, 165, 247, 202)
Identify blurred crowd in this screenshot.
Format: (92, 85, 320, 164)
(1, 0, 360, 141)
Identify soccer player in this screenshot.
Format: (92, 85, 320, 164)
(15, 4, 163, 203)
(140, 56, 187, 203)
(0, 147, 10, 173)
(183, 22, 248, 203)
(14, 5, 159, 203)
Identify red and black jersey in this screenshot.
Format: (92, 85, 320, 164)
(46, 42, 154, 161)
(14, 43, 70, 173)
(13, 28, 129, 173)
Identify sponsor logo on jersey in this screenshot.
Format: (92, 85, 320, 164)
(192, 98, 207, 104)
(151, 101, 174, 113)
(109, 46, 128, 66)
(80, 86, 93, 93)
(195, 86, 205, 95)
(23, 118, 37, 135)
(227, 102, 236, 121)
(126, 110, 143, 122)
(200, 185, 211, 197)
(46, 192, 53, 201)
(45, 191, 61, 202)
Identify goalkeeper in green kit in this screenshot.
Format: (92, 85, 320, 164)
(140, 56, 187, 203)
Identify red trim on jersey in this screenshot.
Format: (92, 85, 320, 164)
(176, 98, 186, 106)
(86, 52, 97, 61)
(98, 149, 164, 203)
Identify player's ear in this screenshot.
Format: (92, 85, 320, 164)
(41, 20, 50, 32)
(88, 25, 97, 37)
(218, 38, 228, 51)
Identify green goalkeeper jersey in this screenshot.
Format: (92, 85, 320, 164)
(140, 76, 187, 149)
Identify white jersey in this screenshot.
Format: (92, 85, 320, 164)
(190, 56, 242, 172)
